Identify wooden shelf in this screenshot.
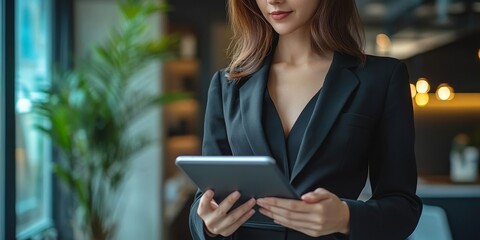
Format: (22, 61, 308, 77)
(164, 59, 199, 93)
(164, 99, 199, 117)
(419, 175, 480, 185)
(165, 59, 199, 73)
(166, 135, 200, 153)
(164, 135, 200, 180)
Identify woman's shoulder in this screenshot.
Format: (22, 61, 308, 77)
(364, 54, 403, 68)
(208, 68, 240, 94)
(209, 68, 230, 85)
(353, 54, 407, 78)
(211, 68, 249, 88)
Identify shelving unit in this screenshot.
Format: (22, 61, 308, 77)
(163, 59, 201, 180)
(161, 28, 202, 239)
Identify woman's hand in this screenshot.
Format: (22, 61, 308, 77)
(256, 188, 350, 237)
(197, 190, 256, 237)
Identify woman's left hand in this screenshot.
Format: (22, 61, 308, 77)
(256, 188, 350, 237)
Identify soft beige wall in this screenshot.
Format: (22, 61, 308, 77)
(74, 1, 164, 239)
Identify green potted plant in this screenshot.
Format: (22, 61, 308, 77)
(33, 0, 184, 239)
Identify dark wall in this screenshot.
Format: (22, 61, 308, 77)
(404, 30, 480, 93)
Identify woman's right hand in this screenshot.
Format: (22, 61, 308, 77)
(197, 190, 256, 237)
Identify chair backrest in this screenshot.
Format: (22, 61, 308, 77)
(409, 205, 452, 240)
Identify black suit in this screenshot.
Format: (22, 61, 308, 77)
(190, 51, 422, 240)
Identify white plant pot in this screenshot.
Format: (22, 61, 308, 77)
(450, 146, 479, 183)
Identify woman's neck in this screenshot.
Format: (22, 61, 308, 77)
(274, 28, 324, 66)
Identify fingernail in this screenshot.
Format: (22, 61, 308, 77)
(205, 190, 213, 198)
(232, 191, 240, 199)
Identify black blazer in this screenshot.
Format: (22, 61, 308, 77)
(190, 52, 422, 240)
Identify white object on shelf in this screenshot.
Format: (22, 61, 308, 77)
(180, 33, 197, 59)
(450, 146, 479, 183)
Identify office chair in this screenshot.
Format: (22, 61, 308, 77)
(409, 204, 453, 240)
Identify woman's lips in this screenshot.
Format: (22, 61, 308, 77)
(270, 11, 292, 20)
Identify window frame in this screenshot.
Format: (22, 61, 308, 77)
(2, 0, 17, 239)
(0, 0, 4, 235)
(49, 0, 75, 238)
(2, 0, 74, 238)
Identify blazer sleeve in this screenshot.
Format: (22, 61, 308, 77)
(342, 62, 422, 240)
(189, 71, 233, 240)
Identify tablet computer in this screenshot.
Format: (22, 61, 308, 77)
(175, 155, 300, 230)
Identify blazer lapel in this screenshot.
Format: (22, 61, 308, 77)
(290, 52, 360, 182)
(239, 55, 273, 157)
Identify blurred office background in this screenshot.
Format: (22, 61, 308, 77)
(1, 0, 479, 239)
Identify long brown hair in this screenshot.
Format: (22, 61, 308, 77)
(226, 0, 365, 81)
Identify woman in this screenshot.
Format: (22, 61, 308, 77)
(190, 0, 422, 239)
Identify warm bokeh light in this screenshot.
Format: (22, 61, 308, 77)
(436, 83, 455, 101)
(415, 93, 429, 107)
(478, 49, 480, 60)
(376, 33, 391, 53)
(410, 83, 417, 98)
(416, 78, 430, 94)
